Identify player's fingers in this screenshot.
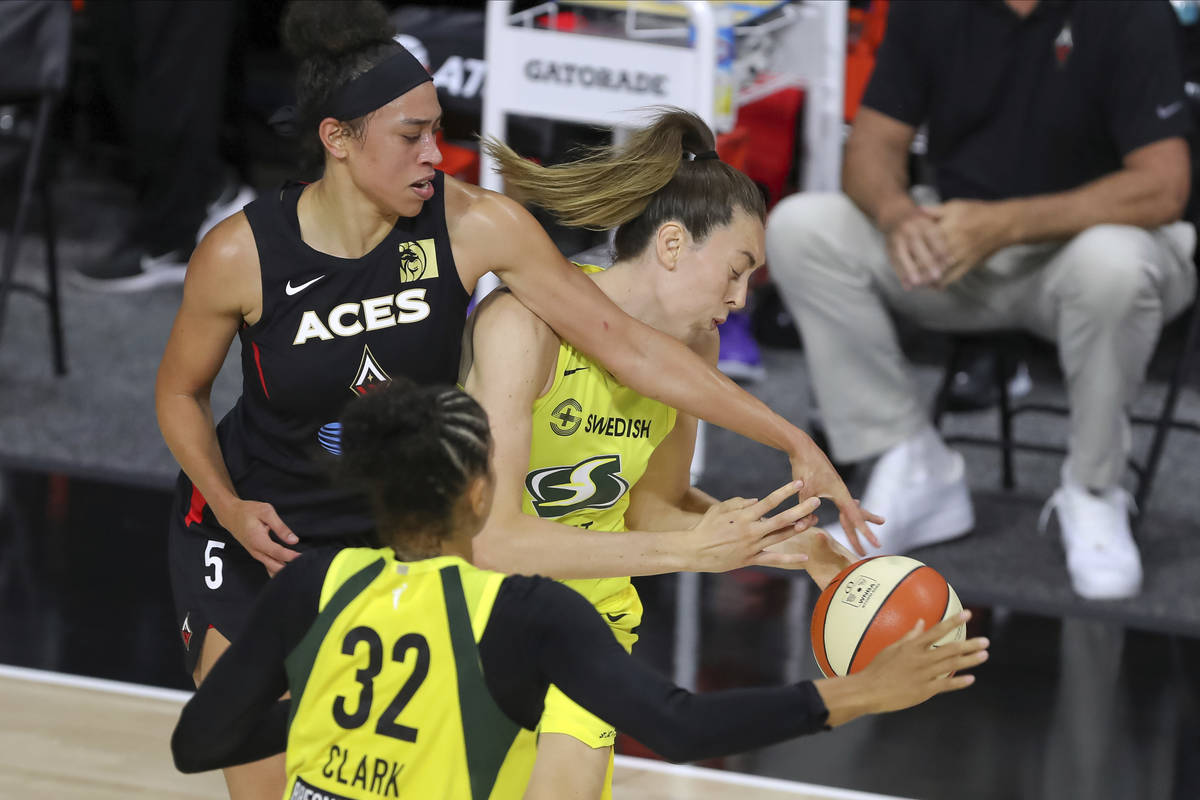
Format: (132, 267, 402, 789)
(749, 480, 804, 518)
(920, 611, 972, 646)
(900, 617, 928, 643)
(758, 528, 807, 551)
(265, 541, 301, 566)
(263, 506, 299, 545)
(837, 510, 868, 558)
(933, 674, 977, 693)
(837, 506, 879, 554)
(259, 554, 286, 577)
(759, 496, 820, 531)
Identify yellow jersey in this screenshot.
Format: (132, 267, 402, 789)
(282, 548, 535, 800)
(523, 264, 678, 605)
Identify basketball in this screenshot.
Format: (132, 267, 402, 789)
(811, 555, 965, 678)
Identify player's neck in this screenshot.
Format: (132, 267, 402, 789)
(596, 259, 677, 339)
(298, 172, 397, 260)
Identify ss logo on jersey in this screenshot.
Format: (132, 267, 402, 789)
(525, 454, 629, 518)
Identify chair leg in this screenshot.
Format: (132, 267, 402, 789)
(39, 180, 66, 375)
(933, 338, 964, 429)
(0, 109, 44, 348)
(1135, 299, 1200, 515)
(995, 350, 1016, 490)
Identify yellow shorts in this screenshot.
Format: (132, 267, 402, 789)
(537, 583, 643, 748)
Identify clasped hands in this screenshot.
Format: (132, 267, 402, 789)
(885, 199, 1017, 290)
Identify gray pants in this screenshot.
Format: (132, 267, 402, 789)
(766, 192, 1197, 489)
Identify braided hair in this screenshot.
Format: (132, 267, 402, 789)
(338, 378, 491, 552)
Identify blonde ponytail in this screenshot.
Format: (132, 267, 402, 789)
(482, 107, 717, 231)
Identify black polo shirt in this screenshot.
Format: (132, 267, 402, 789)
(862, 0, 1190, 202)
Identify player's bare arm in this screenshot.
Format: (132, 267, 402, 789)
(446, 178, 880, 554)
(155, 214, 299, 574)
(463, 292, 814, 577)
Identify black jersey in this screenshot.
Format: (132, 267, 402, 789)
(206, 173, 470, 542)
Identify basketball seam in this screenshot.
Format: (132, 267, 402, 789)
(843, 563, 922, 675)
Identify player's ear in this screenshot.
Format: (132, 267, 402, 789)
(654, 221, 686, 271)
(319, 117, 352, 160)
(466, 472, 494, 520)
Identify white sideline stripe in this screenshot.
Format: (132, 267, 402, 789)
(613, 756, 913, 800)
(0, 664, 194, 704)
(1, 665, 908, 800)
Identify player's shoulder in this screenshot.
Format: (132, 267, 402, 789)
(180, 211, 260, 311)
(445, 176, 540, 241)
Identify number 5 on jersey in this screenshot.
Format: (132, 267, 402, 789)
(205, 540, 226, 589)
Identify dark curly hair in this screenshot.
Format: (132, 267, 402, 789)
(338, 378, 492, 550)
(280, 0, 405, 168)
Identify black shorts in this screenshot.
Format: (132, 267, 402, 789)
(166, 472, 365, 676)
(167, 472, 272, 676)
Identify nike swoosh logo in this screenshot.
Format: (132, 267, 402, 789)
(604, 612, 628, 623)
(285, 275, 325, 295)
(564, 367, 590, 376)
(1157, 102, 1183, 119)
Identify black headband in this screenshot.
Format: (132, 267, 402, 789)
(321, 47, 432, 121)
(687, 150, 720, 161)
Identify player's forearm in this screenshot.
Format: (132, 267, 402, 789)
(624, 493, 705, 533)
(156, 392, 242, 520)
(472, 516, 689, 578)
(605, 327, 812, 458)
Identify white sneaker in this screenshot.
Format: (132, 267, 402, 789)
(1039, 467, 1141, 600)
(828, 427, 974, 555)
(196, 182, 256, 245)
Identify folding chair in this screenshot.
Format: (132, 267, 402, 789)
(0, 0, 71, 375)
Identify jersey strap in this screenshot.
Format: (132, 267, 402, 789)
(284, 556, 387, 731)
(441, 565, 520, 799)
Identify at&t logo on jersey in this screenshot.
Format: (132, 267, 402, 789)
(525, 454, 629, 518)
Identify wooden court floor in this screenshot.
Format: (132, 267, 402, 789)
(0, 666, 906, 800)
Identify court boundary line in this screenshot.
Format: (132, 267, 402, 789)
(613, 755, 912, 800)
(0, 664, 194, 703)
(0, 664, 907, 800)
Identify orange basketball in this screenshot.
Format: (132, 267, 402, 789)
(811, 555, 965, 678)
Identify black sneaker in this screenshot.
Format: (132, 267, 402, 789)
(71, 242, 190, 293)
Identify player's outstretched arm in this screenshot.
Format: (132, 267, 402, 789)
(463, 293, 815, 577)
(448, 180, 882, 556)
(502, 580, 987, 763)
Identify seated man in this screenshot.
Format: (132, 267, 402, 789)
(766, 0, 1195, 600)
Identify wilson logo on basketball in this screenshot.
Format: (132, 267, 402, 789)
(839, 575, 879, 609)
(525, 454, 629, 518)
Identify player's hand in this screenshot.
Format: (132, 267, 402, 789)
(220, 499, 300, 576)
(857, 612, 989, 713)
(765, 528, 856, 589)
(883, 207, 951, 289)
(684, 480, 820, 572)
(925, 199, 1015, 288)
(787, 433, 883, 556)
